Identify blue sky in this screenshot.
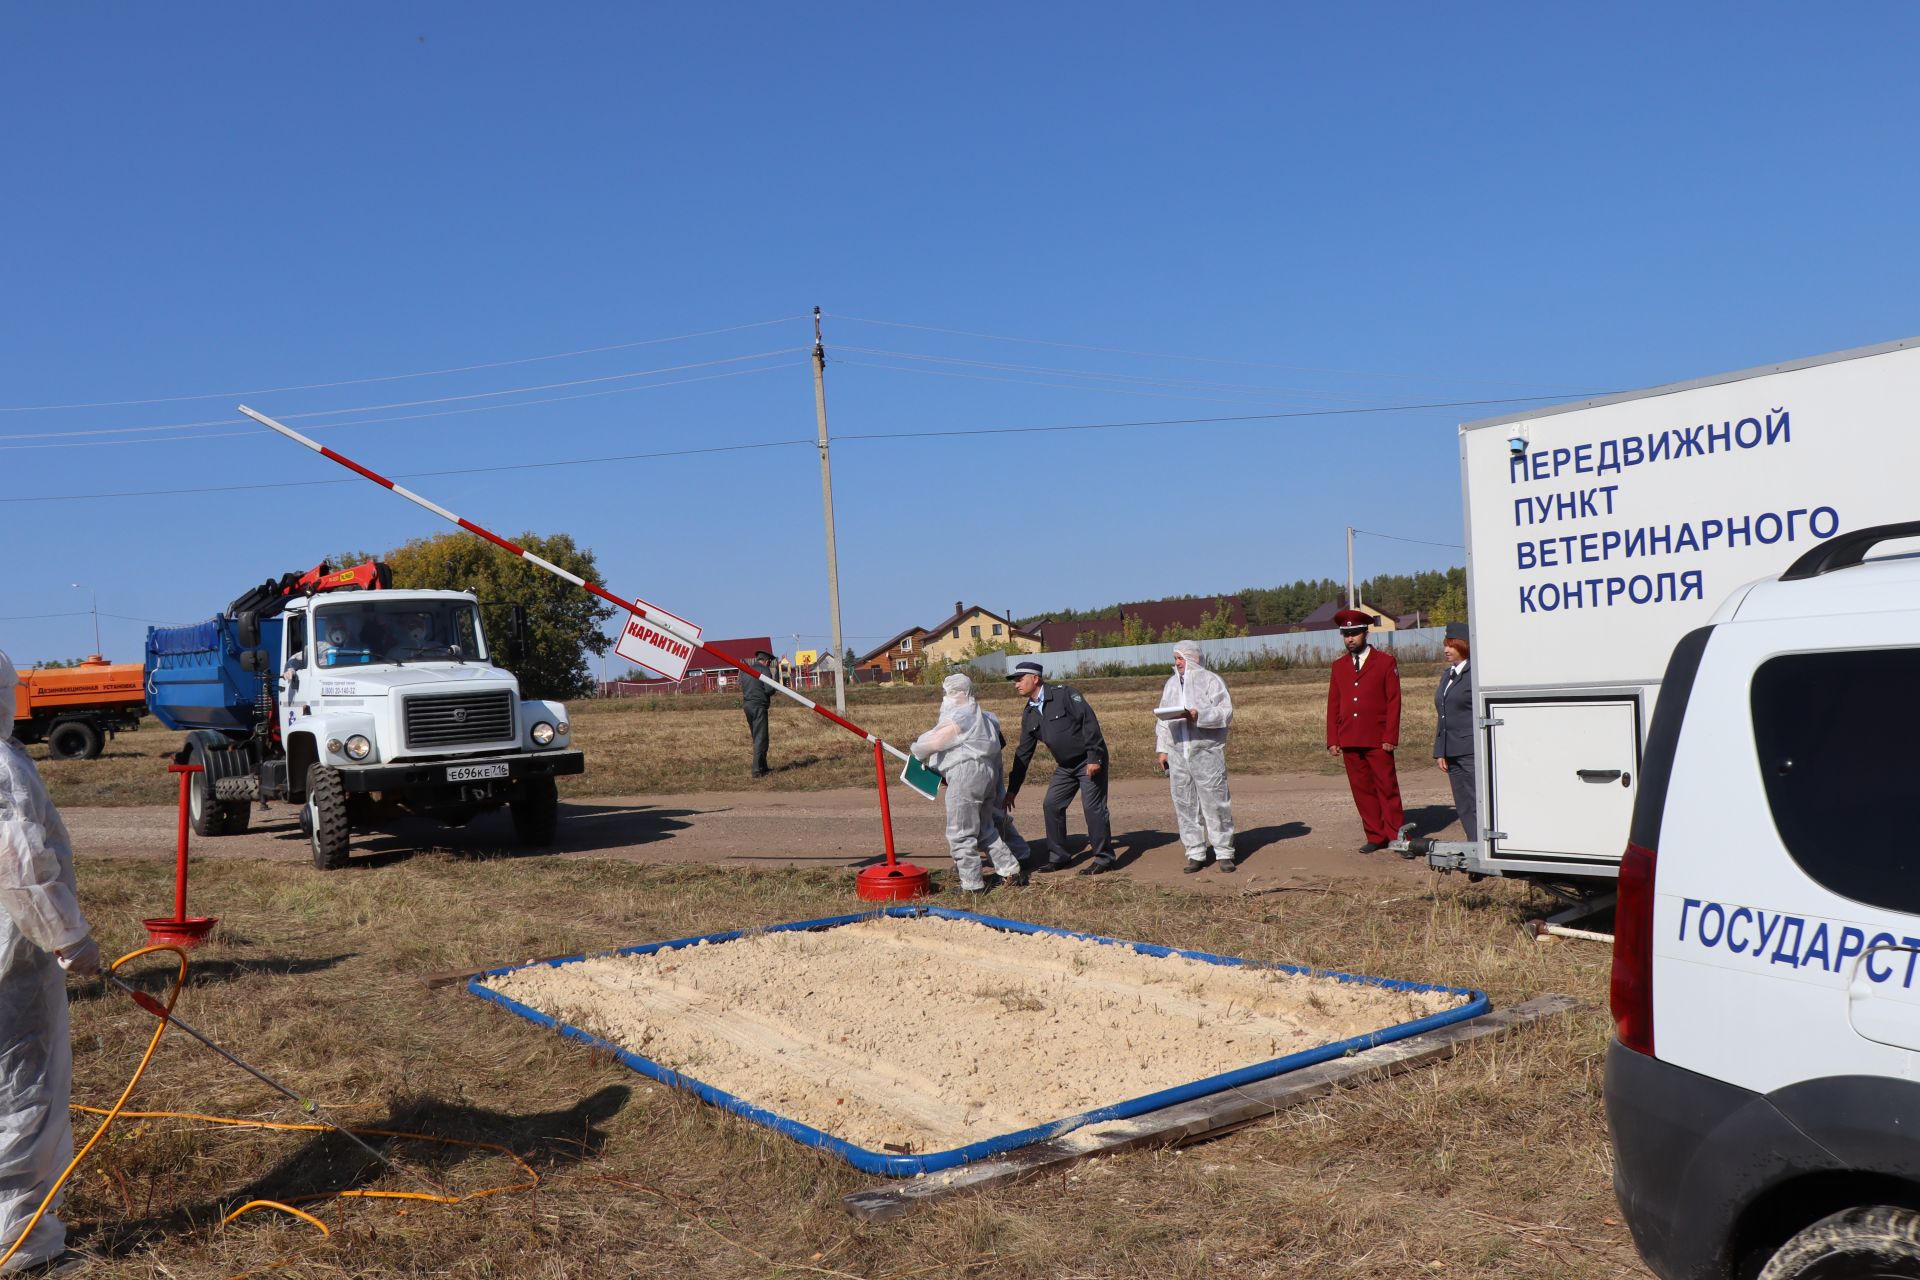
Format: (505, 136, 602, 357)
(4, 4, 1916, 672)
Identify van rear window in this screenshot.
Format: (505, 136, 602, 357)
(1751, 648, 1920, 914)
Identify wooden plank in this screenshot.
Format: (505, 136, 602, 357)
(842, 994, 1578, 1223)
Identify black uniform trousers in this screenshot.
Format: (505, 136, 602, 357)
(1444, 754, 1478, 841)
(744, 706, 770, 776)
(1041, 762, 1111, 863)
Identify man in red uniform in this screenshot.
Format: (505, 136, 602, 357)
(1325, 609, 1405, 854)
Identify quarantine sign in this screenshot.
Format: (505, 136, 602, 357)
(613, 599, 704, 680)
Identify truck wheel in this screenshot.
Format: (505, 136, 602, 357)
(46, 720, 102, 761)
(511, 777, 559, 846)
(186, 744, 254, 837)
(188, 760, 224, 837)
(1759, 1206, 1920, 1279)
(305, 765, 351, 871)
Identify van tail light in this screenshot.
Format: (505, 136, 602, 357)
(1611, 841, 1657, 1057)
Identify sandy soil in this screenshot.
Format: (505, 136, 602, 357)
(58, 770, 1465, 894)
(481, 913, 1467, 1153)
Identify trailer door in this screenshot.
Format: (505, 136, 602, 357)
(1486, 698, 1640, 863)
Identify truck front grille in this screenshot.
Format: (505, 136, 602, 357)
(404, 691, 514, 749)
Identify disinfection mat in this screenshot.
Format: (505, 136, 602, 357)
(467, 906, 1490, 1176)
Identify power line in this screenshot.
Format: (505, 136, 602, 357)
(1350, 527, 1465, 550)
(0, 361, 810, 452)
(0, 391, 1600, 505)
(0, 437, 818, 503)
(829, 312, 1594, 392)
(0, 316, 809, 413)
(840, 345, 1409, 404)
(0, 611, 90, 621)
(831, 393, 1614, 444)
(839, 357, 1448, 412)
(0, 349, 806, 443)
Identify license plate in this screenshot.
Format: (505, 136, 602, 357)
(446, 763, 510, 782)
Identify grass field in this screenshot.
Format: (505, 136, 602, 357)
(33, 665, 1447, 809)
(56, 854, 1642, 1279)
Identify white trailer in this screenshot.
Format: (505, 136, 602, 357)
(1413, 335, 1920, 885)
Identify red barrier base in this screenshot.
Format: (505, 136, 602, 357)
(856, 862, 932, 901)
(144, 916, 218, 948)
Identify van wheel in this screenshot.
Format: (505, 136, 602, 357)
(1759, 1206, 1920, 1279)
(306, 765, 350, 871)
(46, 720, 102, 761)
(511, 777, 559, 847)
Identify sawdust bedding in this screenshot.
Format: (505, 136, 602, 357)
(481, 914, 1467, 1153)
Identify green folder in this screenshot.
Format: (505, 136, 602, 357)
(900, 755, 943, 801)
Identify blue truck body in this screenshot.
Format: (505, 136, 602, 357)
(144, 616, 283, 736)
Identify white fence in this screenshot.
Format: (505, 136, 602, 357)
(965, 627, 1447, 679)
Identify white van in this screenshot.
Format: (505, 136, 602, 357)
(1606, 521, 1920, 1279)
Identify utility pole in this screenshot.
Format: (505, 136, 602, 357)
(1345, 527, 1355, 611)
(812, 307, 848, 716)
(72, 582, 100, 657)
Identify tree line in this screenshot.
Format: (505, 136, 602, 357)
(1022, 567, 1467, 634)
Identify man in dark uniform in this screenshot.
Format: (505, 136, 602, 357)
(1004, 659, 1114, 875)
(1325, 609, 1405, 853)
(1432, 622, 1478, 842)
(741, 649, 778, 778)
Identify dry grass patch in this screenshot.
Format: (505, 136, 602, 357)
(57, 853, 1640, 1278)
(26, 718, 181, 808)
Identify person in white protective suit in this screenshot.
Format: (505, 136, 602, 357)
(0, 649, 100, 1274)
(911, 674, 1028, 893)
(1156, 640, 1237, 873)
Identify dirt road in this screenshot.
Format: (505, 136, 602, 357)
(62, 769, 1467, 894)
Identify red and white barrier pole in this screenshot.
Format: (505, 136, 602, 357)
(237, 405, 929, 897)
(237, 406, 905, 754)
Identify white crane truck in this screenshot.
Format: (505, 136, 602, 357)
(145, 561, 584, 869)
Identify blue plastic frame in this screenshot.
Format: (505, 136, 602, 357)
(466, 906, 1490, 1177)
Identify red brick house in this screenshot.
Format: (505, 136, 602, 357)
(1033, 596, 1249, 651)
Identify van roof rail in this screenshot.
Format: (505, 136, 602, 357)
(1780, 520, 1920, 581)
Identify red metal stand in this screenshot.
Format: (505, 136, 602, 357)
(855, 741, 930, 901)
(145, 763, 218, 947)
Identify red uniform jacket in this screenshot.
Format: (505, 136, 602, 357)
(1326, 647, 1402, 749)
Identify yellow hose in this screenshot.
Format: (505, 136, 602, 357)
(1, 944, 186, 1273)
(1, 944, 539, 1277)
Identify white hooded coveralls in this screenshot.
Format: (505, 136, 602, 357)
(0, 650, 92, 1271)
(1156, 642, 1235, 863)
(911, 675, 1023, 890)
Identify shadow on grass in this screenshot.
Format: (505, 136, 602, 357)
(74, 954, 358, 1004)
(77, 1085, 632, 1259)
(271, 802, 709, 867)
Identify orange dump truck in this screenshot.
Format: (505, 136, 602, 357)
(12, 656, 146, 759)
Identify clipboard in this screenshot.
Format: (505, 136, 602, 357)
(900, 755, 943, 801)
(1153, 705, 1190, 721)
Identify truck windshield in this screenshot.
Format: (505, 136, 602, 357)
(313, 600, 486, 668)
